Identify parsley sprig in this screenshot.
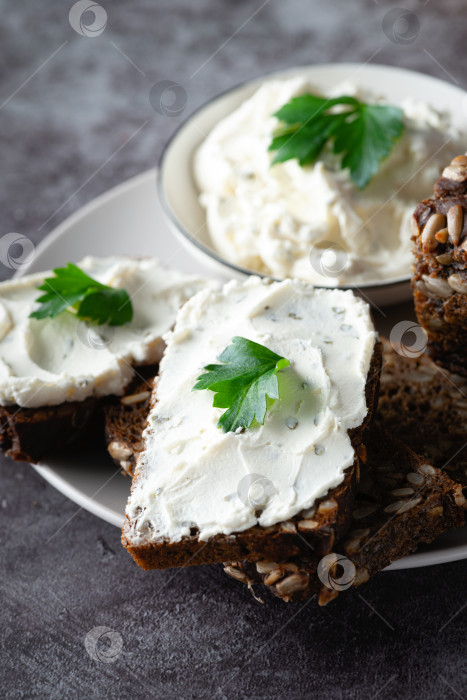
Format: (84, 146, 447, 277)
(30, 263, 133, 326)
(193, 336, 290, 433)
(269, 93, 404, 189)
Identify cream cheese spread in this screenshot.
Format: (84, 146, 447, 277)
(126, 276, 376, 542)
(194, 76, 461, 285)
(0, 256, 209, 407)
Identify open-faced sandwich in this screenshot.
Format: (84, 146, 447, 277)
(0, 256, 209, 462)
(122, 276, 382, 568)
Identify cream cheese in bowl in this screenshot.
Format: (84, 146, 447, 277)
(194, 76, 461, 287)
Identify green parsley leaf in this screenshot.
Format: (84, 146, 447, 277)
(30, 263, 133, 326)
(193, 336, 290, 433)
(269, 93, 404, 189)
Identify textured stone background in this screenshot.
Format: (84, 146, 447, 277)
(1, 1, 466, 698)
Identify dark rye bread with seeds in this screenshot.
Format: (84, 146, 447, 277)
(1, 365, 158, 465)
(223, 425, 465, 604)
(122, 340, 382, 570)
(104, 369, 156, 476)
(377, 338, 467, 491)
(0, 397, 98, 463)
(412, 154, 467, 377)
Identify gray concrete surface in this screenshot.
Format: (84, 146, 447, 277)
(1, 1, 466, 698)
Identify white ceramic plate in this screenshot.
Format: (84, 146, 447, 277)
(19, 169, 467, 570)
(159, 62, 467, 307)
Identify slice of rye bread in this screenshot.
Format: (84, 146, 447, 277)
(1, 364, 159, 465)
(223, 425, 466, 604)
(0, 397, 99, 463)
(412, 154, 467, 377)
(121, 341, 382, 570)
(376, 338, 467, 491)
(104, 368, 156, 476)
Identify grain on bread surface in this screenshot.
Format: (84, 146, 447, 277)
(223, 424, 465, 604)
(377, 339, 466, 491)
(412, 155, 467, 376)
(104, 367, 156, 475)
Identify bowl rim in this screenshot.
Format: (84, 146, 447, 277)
(156, 61, 458, 292)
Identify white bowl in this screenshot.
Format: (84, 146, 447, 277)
(158, 63, 467, 307)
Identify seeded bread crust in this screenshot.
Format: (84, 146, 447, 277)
(377, 338, 467, 491)
(121, 341, 382, 570)
(223, 425, 466, 604)
(412, 155, 467, 376)
(104, 368, 156, 476)
(0, 397, 98, 463)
